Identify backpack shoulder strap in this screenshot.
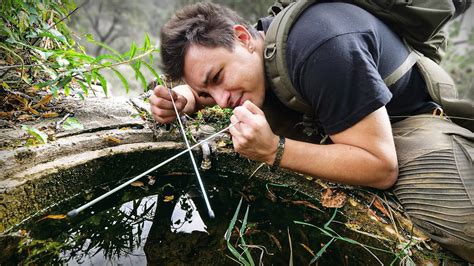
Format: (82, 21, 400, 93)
(383, 50, 420, 87)
(264, 0, 315, 115)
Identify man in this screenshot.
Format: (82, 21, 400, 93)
(149, 2, 474, 262)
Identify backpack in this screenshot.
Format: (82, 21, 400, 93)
(263, 0, 473, 130)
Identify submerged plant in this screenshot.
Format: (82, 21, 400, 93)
(294, 208, 392, 265)
(225, 197, 256, 266)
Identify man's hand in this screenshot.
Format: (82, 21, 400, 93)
(149, 85, 189, 124)
(229, 100, 279, 164)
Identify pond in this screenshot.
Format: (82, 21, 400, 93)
(2, 172, 397, 265)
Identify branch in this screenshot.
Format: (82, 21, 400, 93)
(107, 33, 120, 45)
(452, 40, 468, 45)
(86, 48, 157, 73)
(102, 16, 118, 42)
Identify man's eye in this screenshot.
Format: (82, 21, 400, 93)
(198, 92, 211, 98)
(212, 70, 221, 83)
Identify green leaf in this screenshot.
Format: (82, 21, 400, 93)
(129, 42, 137, 59)
(62, 117, 84, 130)
(131, 64, 147, 91)
(142, 61, 160, 80)
(111, 67, 129, 93)
(51, 85, 60, 97)
(96, 72, 108, 96)
(76, 79, 89, 97)
(39, 28, 68, 45)
(310, 237, 335, 264)
(94, 54, 121, 63)
(64, 83, 70, 96)
(144, 33, 151, 50)
(57, 75, 72, 89)
(22, 125, 48, 144)
(86, 34, 123, 60)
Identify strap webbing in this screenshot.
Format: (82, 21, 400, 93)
(383, 51, 420, 87)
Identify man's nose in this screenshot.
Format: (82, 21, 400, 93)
(213, 90, 231, 108)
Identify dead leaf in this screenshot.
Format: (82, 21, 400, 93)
(163, 195, 174, 202)
(41, 111, 59, 118)
(32, 94, 52, 109)
(266, 232, 282, 251)
(27, 106, 39, 115)
(384, 225, 406, 242)
(216, 139, 227, 148)
(288, 200, 323, 212)
(38, 214, 67, 221)
(299, 243, 315, 257)
(368, 208, 388, 224)
(345, 222, 361, 230)
(104, 136, 122, 144)
(18, 114, 33, 121)
(0, 111, 13, 118)
(11, 94, 28, 109)
(373, 196, 391, 218)
(315, 179, 329, 189)
(320, 188, 347, 208)
(130, 181, 144, 187)
(348, 198, 358, 207)
(266, 190, 278, 202)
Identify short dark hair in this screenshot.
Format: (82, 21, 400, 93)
(160, 2, 258, 81)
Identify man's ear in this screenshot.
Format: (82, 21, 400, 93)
(233, 25, 252, 47)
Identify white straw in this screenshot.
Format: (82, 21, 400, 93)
(168, 89, 215, 218)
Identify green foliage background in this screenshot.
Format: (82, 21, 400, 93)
(442, 17, 474, 100)
(68, 0, 473, 100)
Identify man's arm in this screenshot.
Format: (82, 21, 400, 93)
(230, 101, 398, 189)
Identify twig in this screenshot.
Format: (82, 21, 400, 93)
(248, 163, 266, 179)
(56, 113, 71, 130)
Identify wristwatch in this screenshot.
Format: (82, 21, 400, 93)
(271, 136, 285, 172)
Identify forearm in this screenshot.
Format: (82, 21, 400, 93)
(279, 139, 398, 189)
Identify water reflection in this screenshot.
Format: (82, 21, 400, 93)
(170, 194, 208, 234)
(4, 173, 396, 265)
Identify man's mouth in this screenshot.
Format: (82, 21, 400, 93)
(231, 95, 243, 108)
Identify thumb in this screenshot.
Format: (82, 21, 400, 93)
(242, 100, 264, 115)
(175, 93, 188, 112)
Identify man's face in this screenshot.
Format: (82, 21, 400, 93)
(183, 40, 266, 109)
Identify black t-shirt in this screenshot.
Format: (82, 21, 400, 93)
(259, 2, 437, 135)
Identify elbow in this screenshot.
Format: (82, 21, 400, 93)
(373, 161, 399, 190)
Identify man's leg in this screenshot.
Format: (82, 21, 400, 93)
(392, 115, 474, 262)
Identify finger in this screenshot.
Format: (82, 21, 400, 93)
(151, 104, 177, 116)
(230, 114, 242, 131)
(174, 94, 188, 112)
(242, 100, 264, 115)
(228, 123, 240, 138)
(151, 110, 176, 124)
(153, 85, 178, 101)
(149, 94, 173, 110)
(233, 105, 255, 125)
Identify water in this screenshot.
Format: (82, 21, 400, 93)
(2, 172, 395, 265)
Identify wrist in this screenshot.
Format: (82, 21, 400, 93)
(270, 136, 285, 171)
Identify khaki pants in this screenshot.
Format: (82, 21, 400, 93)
(392, 115, 474, 262)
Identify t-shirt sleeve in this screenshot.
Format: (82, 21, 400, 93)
(297, 33, 392, 135)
